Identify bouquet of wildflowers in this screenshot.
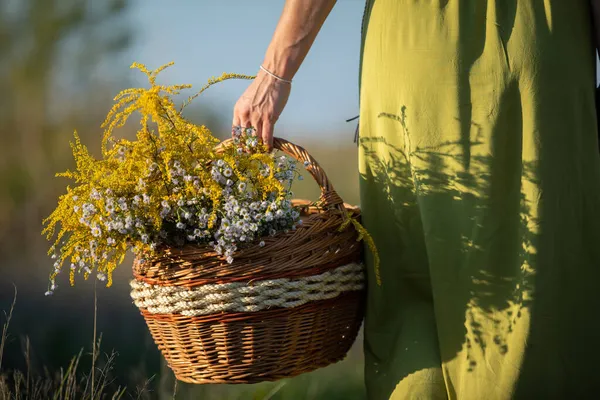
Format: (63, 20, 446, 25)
(42, 63, 308, 294)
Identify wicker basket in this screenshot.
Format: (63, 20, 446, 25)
(130, 138, 365, 384)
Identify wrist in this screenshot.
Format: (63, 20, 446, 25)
(261, 45, 302, 82)
(259, 65, 292, 84)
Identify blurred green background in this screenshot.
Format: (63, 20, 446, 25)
(0, 0, 366, 398)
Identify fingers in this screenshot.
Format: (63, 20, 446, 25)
(232, 104, 250, 138)
(262, 119, 274, 151)
(250, 116, 261, 141)
(232, 114, 241, 131)
(232, 102, 276, 152)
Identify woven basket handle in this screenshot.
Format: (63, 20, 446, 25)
(217, 137, 345, 210)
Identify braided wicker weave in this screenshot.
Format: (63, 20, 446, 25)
(131, 138, 365, 384)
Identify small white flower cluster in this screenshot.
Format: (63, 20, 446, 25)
(47, 185, 158, 294)
(203, 153, 302, 263)
(212, 195, 300, 264)
(47, 239, 107, 295)
(232, 126, 260, 151)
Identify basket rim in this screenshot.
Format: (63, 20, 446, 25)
(132, 201, 363, 287)
(141, 200, 360, 255)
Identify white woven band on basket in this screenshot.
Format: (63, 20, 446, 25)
(130, 263, 364, 317)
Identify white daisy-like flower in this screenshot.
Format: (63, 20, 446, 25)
(91, 226, 102, 237)
(176, 222, 186, 230)
(259, 241, 266, 247)
(124, 216, 133, 229)
(90, 188, 101, 200)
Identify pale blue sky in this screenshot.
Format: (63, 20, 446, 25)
(127, 1, 366, 141)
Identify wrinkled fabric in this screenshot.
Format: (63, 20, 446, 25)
(358, 1, 600, 399)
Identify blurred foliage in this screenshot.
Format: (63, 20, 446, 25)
(0, 0, 132, 259)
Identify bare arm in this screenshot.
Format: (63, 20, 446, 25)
(233, 0, 336, 149)
(262, 0, 336, 81)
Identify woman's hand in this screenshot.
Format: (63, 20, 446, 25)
(232, 70, 291, 151)
(231, 0, 335, 149)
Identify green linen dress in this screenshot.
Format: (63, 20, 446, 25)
(358, 1, 600, 398)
